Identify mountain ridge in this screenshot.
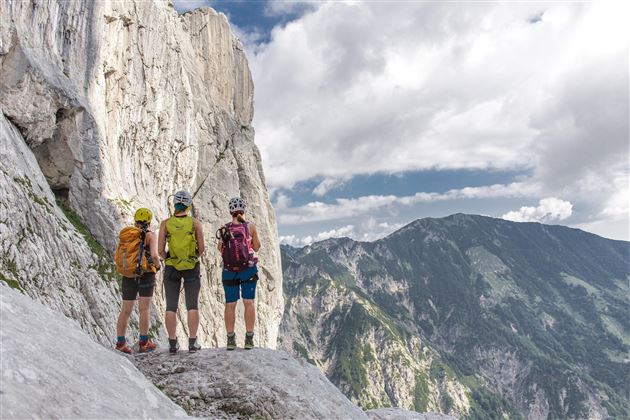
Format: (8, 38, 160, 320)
(290, 214, 628, 253)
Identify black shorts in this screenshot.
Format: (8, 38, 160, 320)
(164, 263, 201, 312)
(121, 273, 156, 301)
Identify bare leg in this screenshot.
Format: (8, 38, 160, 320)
(224, 302, 237, 333)
(188, 309, 199, 338)
(116, 300, 135, 337)
(165, 311, 177, 340)
(243, 299, 256, 332)
(138, 297, 151, 336)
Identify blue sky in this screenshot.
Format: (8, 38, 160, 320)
(174, 1, 629, 245)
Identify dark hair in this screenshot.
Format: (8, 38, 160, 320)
(232, 211, 245, 223)
(174, 203, 188, 212)
(135, 221, 149, 231)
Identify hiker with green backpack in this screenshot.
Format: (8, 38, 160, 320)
(114, 208, 160, 354)
(158, 190, 205, 354)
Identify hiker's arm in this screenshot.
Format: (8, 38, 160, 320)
(194, 219, 205, 255)
(158, 220, 167, 259)
(148, 232, 160, 266)
(251, 224, 261, 252)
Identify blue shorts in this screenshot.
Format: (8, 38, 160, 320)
(222, 266, 258, 303)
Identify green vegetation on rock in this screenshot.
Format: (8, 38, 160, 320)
(13, 175, 52, 210)
(55, 197, 117, 283)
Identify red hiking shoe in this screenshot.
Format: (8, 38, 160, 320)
(138, 340, 157, 353)
(116, 341, 133, 354)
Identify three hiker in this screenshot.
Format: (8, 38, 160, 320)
(114, 193, 260, 354)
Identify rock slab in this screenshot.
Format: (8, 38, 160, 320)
(0, 283, 187, 419)
(133, 347, 368, 419)
(367, 408, 458, 420)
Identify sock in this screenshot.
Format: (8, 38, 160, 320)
(246, 331, 254, 337)
(189, 337, 197, 346)
(117, 336, 126, 345)
(139, 335, 148, 343)
(227, 331, 235, 337)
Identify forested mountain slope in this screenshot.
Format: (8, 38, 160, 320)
(280, 214, 629, 419)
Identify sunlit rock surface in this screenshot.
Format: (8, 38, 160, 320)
(0, 283, 187, 419)
(134, 347, 368, 419)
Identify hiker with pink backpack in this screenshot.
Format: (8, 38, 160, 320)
(216, 197, 261, 350)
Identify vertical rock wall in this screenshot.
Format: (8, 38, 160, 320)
(0, 0, 283, 347)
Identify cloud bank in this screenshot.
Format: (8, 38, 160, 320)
(243, 1, 628, 240)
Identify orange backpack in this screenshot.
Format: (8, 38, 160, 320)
(114, 226, 156, 278)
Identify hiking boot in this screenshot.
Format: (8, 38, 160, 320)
(226, 333, 236, 351)
(244, 332, 254, 350)
(189, 338, 201, 352)
(138, 339, 157, 353)
(116, 341, 132, 354)
(169, 338, 179, 354)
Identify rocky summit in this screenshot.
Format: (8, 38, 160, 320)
(2, 281, 412, 420)
(280, 214, 630, 419)
(133, 348, 367, 419)
(367, 409, 457, 420)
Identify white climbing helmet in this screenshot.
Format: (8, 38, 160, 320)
(173, 190, 193, 207)
(229, 197, 246, 213)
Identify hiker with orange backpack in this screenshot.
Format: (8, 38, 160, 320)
(114, 208, 160, 354)
(158, 190, 205, 354)
(216, 197, 261, 350)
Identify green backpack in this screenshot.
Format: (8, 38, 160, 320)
(165, 216, 198, 270)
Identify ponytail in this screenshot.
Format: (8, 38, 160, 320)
(232, 211, 246, 223)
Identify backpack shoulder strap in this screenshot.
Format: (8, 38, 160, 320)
(244, 222, 250, 239)
(135, 227, 146, 277)
(165, 217, 173, 237)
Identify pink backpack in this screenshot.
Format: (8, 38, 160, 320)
(220, 222, 253, 272)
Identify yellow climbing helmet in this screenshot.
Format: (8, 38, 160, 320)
(134, 208, 153, 224)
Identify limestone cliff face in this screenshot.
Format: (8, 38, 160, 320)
(0, 0, 282, 347)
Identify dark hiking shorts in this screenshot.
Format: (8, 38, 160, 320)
(222, 266, 258, 303)
(164, 263, 201, 312)
(121, 273, 156, 301)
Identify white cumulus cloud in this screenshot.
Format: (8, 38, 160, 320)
(313, 178, 346, 196)
(278, 218, 407, 247)
(502, 198, 573, 223)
